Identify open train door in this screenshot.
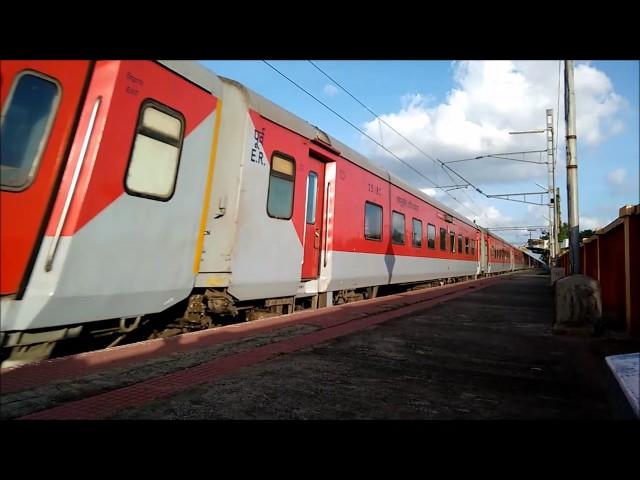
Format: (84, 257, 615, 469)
(1, 61, 92, 296)
(480, 230, 488, 274)
(301, 153, 326, 280)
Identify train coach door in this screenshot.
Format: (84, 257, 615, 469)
(1, 60, 92, 296)
(301, 156, 326, 279)
(481, 232, 488, 272)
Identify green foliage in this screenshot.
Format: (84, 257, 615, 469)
(580, 229, 596, 240)
(558, 222, 569, 242)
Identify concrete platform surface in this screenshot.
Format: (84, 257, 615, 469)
(3, 271, 639, 420)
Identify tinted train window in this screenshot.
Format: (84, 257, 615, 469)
(427, 223, 436, 249)
(1, 72, 60, 190)
(450, 231, 455, 253)
(126, 101, 185, 201)
(365, 201, 383, 240)
(392, 211, 405, 244)
(458, 234, 463, 253)
(465, 237, 469, 254)
(440, 227, 446, 250)
(267, 153, 295, 219)
(412, 218, 422, 247)
(306, 171, 317, 224)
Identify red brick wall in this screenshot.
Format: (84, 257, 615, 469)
(599, 223, 626, 328)
(629, 214, 639, 336)
(584, 240, 599, 280)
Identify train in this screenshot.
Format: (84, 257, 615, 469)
(0, 60, 543, 365)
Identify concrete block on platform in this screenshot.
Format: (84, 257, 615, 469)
(555, 274, 602, 327)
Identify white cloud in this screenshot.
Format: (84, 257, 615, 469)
(352, 61, 629, 245)
(323, 83, 339, 97)
(469, 203, 512, 227)
(360, 61, 626, 187)
(607, 168, 627, 186)
(573, 63, 625, 145)
(580, 216, 606, 231)
(420, 187, 439, 197)
(434, 194, 513, 229)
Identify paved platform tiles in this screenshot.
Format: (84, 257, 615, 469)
(3, 271, 639, 419)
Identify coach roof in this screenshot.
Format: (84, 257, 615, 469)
(219, 76, 482, 231)
(159, 60, 482, 232)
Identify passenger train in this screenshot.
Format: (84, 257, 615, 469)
(0, 60, 542, 365)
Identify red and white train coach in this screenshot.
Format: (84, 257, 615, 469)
(0, 60, 536, 363)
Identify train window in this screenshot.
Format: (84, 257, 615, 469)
(450, 231, 455, 253)
(440, 227, 447, 250)
(365, 201, 383, 240)
(1, 72, 60, 190)
(306, 171, 318, 224)
(126, 101, 185, 201)
(412, 218, 423, 247)
(465, 237, 469, 254)
(427, 223, 436, 249)
(392, 211, 405, 244)
(458, 234, 463, 253)
(267, 152, 296, 219)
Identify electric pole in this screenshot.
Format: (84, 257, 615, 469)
(564, 60, 580, 274)
(556, 187, 561, 248)
(508, 110, 557, 267)
(546, 109, 557, 266)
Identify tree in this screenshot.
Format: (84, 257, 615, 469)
(580, 229, 596, 240)
(541, 222, 569, 242)
(558, 222, 569, 242)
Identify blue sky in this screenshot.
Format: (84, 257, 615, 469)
(200, 60, 639, 245)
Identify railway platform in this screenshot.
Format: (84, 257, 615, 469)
(2, 270, 639, 420)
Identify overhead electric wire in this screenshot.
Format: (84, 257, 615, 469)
(307, 60, 488, 199)
(261, 61, 438, 187)
(262, 60, 481, 217)
(307, 60, 558, 223)
(308, 60, 556, 223)
(444, 149, 548, 164)
(306, 60, 486, 217)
